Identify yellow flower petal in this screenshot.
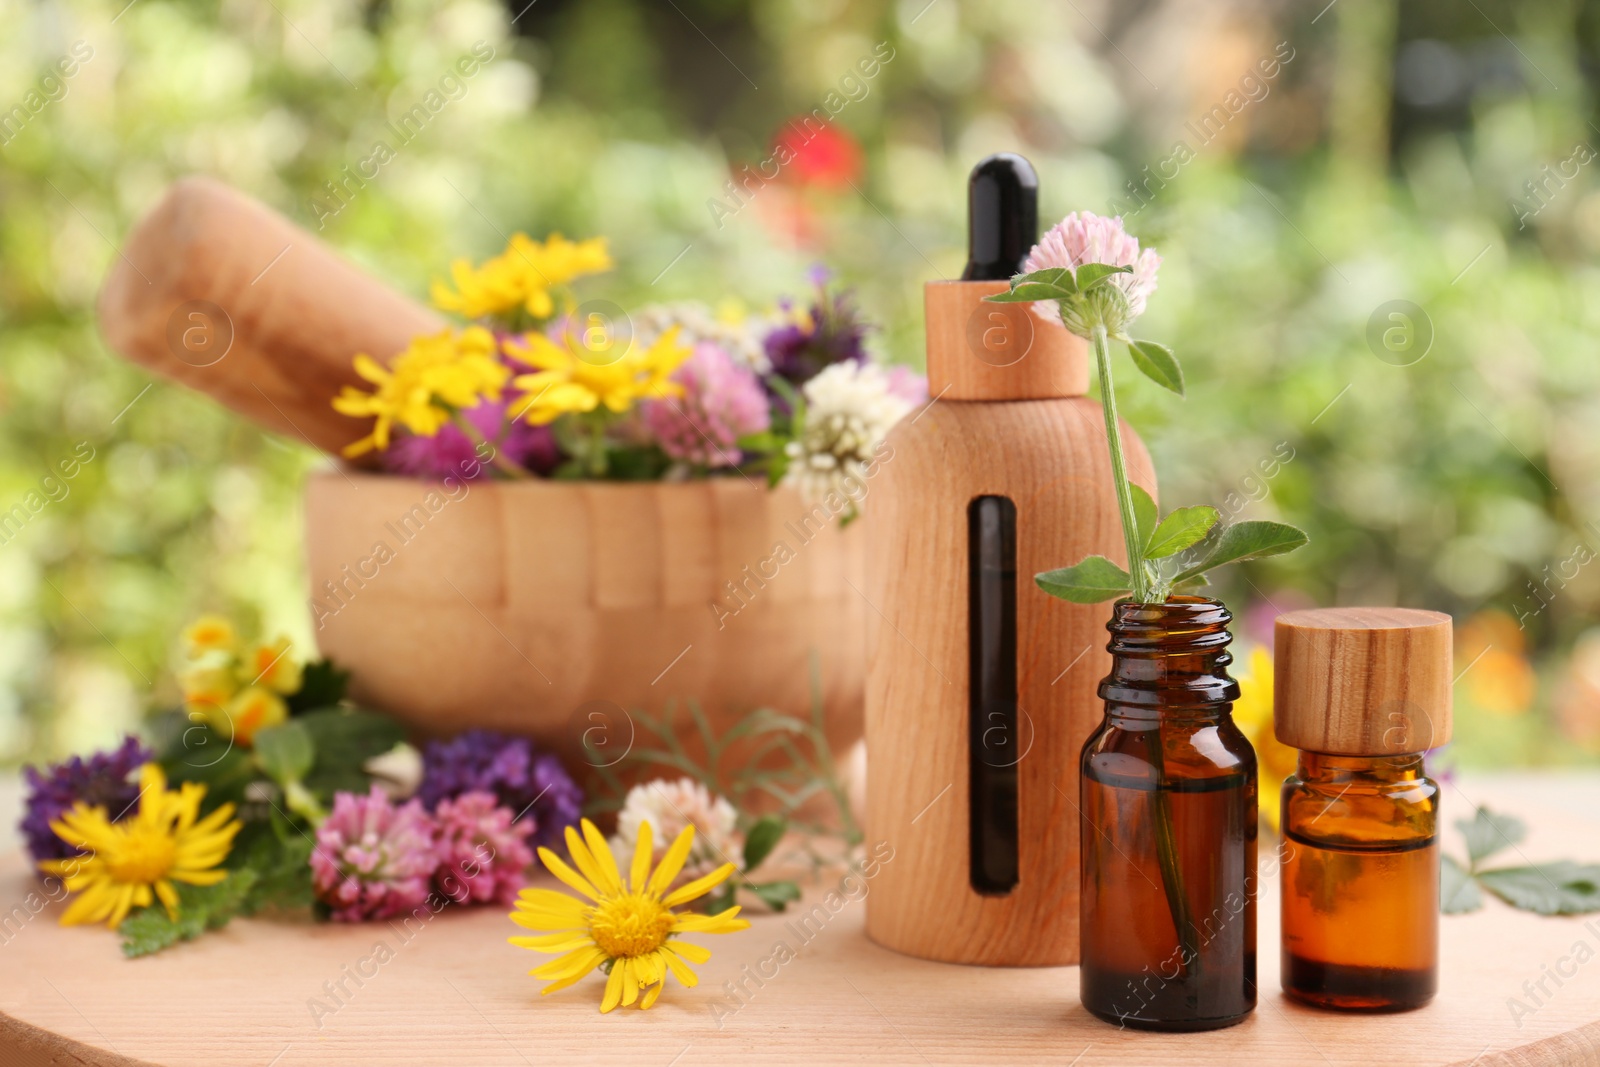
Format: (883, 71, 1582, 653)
(662, 862, 739, 908)
(620, 958, 640, 1007)
(562, 825, 621, 899)
(510, 934, 593, 953)
(580, 820, 625, 896)
(532, 945, 610, 980)
(647, 826, 697, 896)
(629, 821, 653, 893)
(599, 963, 626, 1014)
(664, 940, 712, 965)
(672, 906, 750, 935)
(540, 960, 604, 996)
(537, 847, 602, 903)
(659, 944, 701, 987)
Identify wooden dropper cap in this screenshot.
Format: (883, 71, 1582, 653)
(925, 154, 1088, 402)
(1273, 608, 1454, 756)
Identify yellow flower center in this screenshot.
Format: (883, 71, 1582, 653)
(104, 821, 177, 884)
(589, 893, 674, 958)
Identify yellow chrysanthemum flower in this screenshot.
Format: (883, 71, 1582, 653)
(509, 818, 749, 1013)
(1232, 646, 1297, 831)
(432, 233, 612, 322)
(332, 326, 509, 457)
(39, 764, 242, 929)
(241, 636, 303, 696)
(509, 325, 691, 426)
(182, 615, 236, 656)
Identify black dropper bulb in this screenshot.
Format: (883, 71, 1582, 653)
(961, 153, 1038, 281)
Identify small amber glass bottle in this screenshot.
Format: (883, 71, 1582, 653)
(1273, 608, 1453, 1012)
(1080, 596, 1257, 1031)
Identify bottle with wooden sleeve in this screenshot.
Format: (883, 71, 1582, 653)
(1274, 607, 1452, 1011)
(864, 154, 1155, 966)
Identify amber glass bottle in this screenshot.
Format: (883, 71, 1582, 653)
(1281, 753, 1440, 1010)
(1079, 596, 1258, 1031)
(1274, 607, 1453, 1013)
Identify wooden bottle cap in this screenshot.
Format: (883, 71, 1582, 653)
(1273, 607, 1453, 755)
(924, 280, 1088, 401)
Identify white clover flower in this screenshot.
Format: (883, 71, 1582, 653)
(782, 362, 913, 511)
(613, 777, 742, 884)
(634, 301, 772, 373)
(1022, 211, 1162, 337)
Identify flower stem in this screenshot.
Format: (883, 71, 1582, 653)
(1090, 324, 1152, 602)
(1146, 726, 1198, 980)
(451, 412, 531, 480)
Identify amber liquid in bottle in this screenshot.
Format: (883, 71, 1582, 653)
(1281, 752, 1440, 1011)
(1079, 597, 1258, 1031)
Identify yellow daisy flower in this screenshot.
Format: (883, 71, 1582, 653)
(509, 818, 749, 1013)
(1232, 646, 1297, 831)
(39, 764, 242, 929)
(332, 326, 509, 457)
(241, 636, 303, 696)
(182, 615, 236, 656)
(508, 325, 691, 426)
(432, 233, 612, 322)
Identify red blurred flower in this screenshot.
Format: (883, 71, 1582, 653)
(773, 119, 862, 189)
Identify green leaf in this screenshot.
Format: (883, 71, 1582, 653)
(252, 721, 315, 785)
(1440, 854, 1483, 914)
(238, 834, 315, 915)
(1172, 521, 1309, 584)
(158, 719, 259, 814)
(288, 660, 350, 715)
(1476, 862, 1600, 915)
(1145, 505, 1220, 559)
(1458, 807, 1526, 868)
(1073, 263, 1133, 290)
(735, 431, 785, 454)
(1130, 484, 1158, 550)
(747, 880, 803, 912)
(1127, 340, 1185, 396)
(742, 815, 787, 873)
(986, 283, 1068, 303)
(984, 267, 1078, 304)
(297, 708, 406, 800)
(1025, 267, 1078, 292)
(120, 870, 259, 958)
(1036, 556, 1132, 604)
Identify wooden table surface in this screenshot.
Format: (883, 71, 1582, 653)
(0, 773, 1597, 1066)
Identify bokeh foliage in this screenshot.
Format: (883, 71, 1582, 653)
(1, 0, 1597, 764)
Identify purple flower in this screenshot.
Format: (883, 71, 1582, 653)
(763, 279, 870, 389)
(311, 787, 439, 923)
(432, 791, 535, 906)
(416, 729, 583, 851)
(21, 736, 152, 864)
(640, 343, 771, 468)
(383, 397, 560, 480)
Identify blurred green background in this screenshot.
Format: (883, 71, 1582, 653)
(2, 0, 1597, 768)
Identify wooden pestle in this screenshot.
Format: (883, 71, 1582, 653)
(96, 176, 444, 461)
